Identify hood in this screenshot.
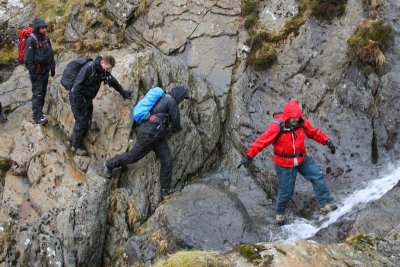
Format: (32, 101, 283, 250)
(169, 85, 190, 103)
(94, 55, 103, 72)
(33, 17, 47, 33)
(282, 100, 303, 122)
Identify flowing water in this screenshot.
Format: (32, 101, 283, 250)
(277, 164, 400, 240)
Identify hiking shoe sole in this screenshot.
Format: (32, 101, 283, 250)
(320, 204, 338, 214)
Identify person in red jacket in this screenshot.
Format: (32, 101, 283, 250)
(238, 100, 337, 225)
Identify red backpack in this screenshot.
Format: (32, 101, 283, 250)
(18, 27, 37, 64)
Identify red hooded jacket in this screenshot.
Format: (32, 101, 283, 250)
(246, 100, 329, 167)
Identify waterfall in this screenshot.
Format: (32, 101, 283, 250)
(278, 164, 400, 240)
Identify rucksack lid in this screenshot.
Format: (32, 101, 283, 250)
(132, 87, 165, 123)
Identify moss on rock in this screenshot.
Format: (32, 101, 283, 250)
(0, 46, 18, 65)
(153, 250, 231, 267)
(347, 19, 394, 70)
(310, 0, 348, 20)
(28, 0, 125, 53)
(0, 231, 12, 259)
(345, 233, 377, 252)
(233, 243, 272, 265)
(247, 43, 277, 71)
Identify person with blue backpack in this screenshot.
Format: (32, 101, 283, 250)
(99, 85, 190, 199)
(66, 55, 132, 156)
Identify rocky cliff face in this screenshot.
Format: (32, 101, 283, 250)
(1, 0, 399, 266)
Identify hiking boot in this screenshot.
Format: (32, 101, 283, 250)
(35, 115, 48, 125)
(98, 161, 113, 178)
(319, 203, 338, 214)
(276, 214, 286, 226)
(71, 145, 88, 156)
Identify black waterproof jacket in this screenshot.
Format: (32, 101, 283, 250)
(140, 85, 189, 139)
(71, 56, 124, 100)
(24, 17, 55, 75)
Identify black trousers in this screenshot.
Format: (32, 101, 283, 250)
(30, 71, 49, 121)
(69, 92, 93, 148)
(107, 132, 173, 190)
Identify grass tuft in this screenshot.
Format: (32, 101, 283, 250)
(241, 0, 259, 16)
(310, 0, 348, 20)
(153, 250, 231, 267)
(247, 43, 277, 71)
(347, 19, 394, 70)
(0, 46, 18, 65)
(345, 233, 376, 252)
(126, 195, 137, 230)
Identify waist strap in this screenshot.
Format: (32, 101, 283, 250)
(274, 152, 304, 158)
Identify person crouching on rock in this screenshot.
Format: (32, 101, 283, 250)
(238, 99, 337, 225)
(67, 55, 132, 156)
(98, 85, 190, 200)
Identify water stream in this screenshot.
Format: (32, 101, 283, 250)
(278, 164, 400, 240)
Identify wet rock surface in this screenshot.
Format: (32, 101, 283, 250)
(1, 0, 400, 266)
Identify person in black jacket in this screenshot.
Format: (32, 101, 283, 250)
(68, 55, 132, 156)
(99, 85, 190, 198)
(24, 17, 55, 125)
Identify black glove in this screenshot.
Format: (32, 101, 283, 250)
(121, 90, 132, 100)
(326, 140, 336, 154)
(237, 155, 252, 169)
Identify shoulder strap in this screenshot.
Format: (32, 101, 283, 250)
(29, 33, 39, 49)
(87, 61, 96, 79)
(272, 118, 285, 145)
(149, 94, 165, 115)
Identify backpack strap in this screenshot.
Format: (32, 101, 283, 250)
(29, 33, 39, 49)
(272, 118, 285, 145)
(88, 61, 96, 79)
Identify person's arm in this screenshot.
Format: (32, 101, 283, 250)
(246, 122, 281, 158)
(168, 98, 182, 132)
(104, 73, 131, 99)
(303, 117, 329, 145)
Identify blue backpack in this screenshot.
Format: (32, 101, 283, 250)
(132, 87, 165, 123)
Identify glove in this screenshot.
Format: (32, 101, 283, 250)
(326, 140, 336, 154)
(237, 155, 252, 169)
(121, 90, 132, 100)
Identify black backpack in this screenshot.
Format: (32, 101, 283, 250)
(61, 57, 93, 91)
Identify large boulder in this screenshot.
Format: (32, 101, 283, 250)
(115, 172, 277, 265)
